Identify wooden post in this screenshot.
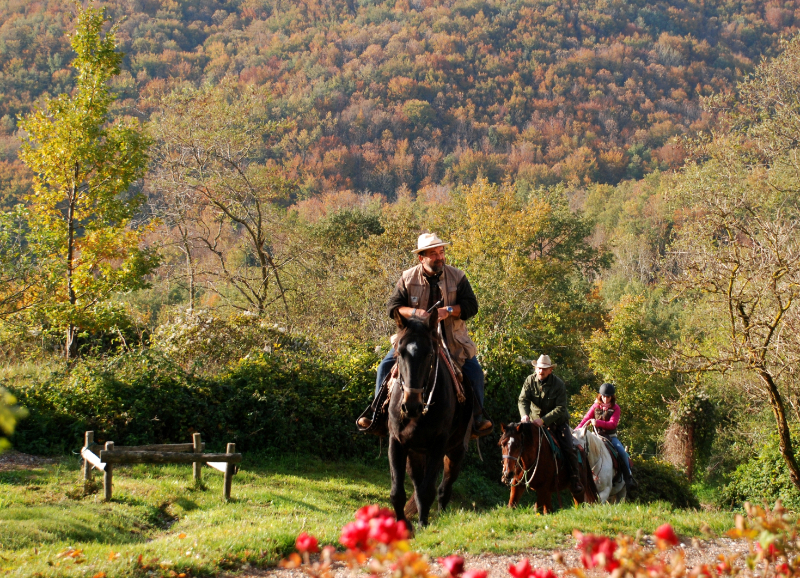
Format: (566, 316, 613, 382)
(103, 441, 114, 501)
(223, 443, 235, 501)
(192, 433, 202, 484)
(83, 431, 94, 481)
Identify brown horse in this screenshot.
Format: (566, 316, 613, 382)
(499, 422, 597, 513)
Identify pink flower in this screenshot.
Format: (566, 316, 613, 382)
(339, 519, 371, 551)
(440, 555, 465, 577)
(356, 504, 395, 522)
(509, 559, 533, 578)
(463, 570, 488, 578)
(654, 524, 679, 546)
(295, 532, 319, 554)
(574, 531, 619, 571)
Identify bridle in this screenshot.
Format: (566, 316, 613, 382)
(501, 424, 546, 488)
(399, 336, 440, 416)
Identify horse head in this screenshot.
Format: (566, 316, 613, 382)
(393, 310, 439, 420)
(498, 423, 526, 486)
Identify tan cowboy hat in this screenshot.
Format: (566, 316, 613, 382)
(412, 233, 450, 254)
(534, 354, 556, 369)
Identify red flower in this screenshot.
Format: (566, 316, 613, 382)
(532, 569, 559, 578)
(463, 570, 488, 578)
(716, 559, 733, 575)
(356, 504, 395, 522)
(756, 542, 780, 559)
(574, 531, 619, 571)
(440, 555, 465, 577)
(509, 559, 533, 578)
(368, 516, 409, 544)
(654, 524, 679, 546)
(295, 532, 319, 554)
(339, 519, 371, 551)
(777, 563, 791, 576)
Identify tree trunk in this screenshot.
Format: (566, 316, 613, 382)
(182, 229, 195, 315)
(760, 369, 800, 490)
(685, 425, 695, 482)
(66, 162, 79, 360)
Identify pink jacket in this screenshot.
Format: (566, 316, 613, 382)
(577, 403, 620, 431)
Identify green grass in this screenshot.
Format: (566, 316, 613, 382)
(0, 454, 735, 577)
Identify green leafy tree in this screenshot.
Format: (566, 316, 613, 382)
(658, 36, 800, 490)
(0, 388, 27, 452)
(18, 5, 156, 359)
(584, 293, 680, 453)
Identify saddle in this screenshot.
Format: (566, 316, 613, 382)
(600, 435, 621, 473)
(355, 348, 468, 435)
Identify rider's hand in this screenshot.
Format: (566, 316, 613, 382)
(437, 307, 449, 321)
(520, 415, 530, 423)
(590, 419, 596, 427)
(531, 418, 545, 427)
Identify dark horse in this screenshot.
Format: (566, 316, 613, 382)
(499, 422, 597, 513)
(388, 312, 473, 532)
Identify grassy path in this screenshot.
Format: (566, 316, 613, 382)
(0, 454, 735, 577)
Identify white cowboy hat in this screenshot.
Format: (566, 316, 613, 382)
(412, 233, 450, 254)
(534, 354, 555, 369)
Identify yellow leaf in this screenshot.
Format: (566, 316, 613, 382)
(178, 533, 187, 539)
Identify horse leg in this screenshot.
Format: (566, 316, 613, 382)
(438, 444, 466, 512)
(537, 489, 552, 514)
(389, 436, 411, 532)
(415, 437, 447, 526)
(507, 482, 525, 508)
(405, 452, 425, 520)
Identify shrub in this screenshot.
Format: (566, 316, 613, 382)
(631, 455, 700, 509)
(5, 345, 379, 458)
(719, 432, 800, 511)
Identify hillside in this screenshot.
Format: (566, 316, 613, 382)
(1, 0, 799, 203)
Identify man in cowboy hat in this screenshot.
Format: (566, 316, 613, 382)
(357, 232, 493, 436)
(518, 354, 584, 494)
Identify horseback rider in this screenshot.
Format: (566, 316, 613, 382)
(577, 382, 638, 490)
(356, 233, 493, 437)
(518, 354, 584, 495)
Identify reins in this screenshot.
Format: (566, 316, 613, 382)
(502, 424, 547, 488)
(399, 339, 440, 413)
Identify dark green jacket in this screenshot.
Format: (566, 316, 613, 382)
(518, 373, 569, 426)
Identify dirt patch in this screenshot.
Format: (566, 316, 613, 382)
(0, 449, 56, 472)
(229, 537, 749, 578)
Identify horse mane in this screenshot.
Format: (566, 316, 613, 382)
(498, 422, 534, 446)
(582, 429, 608, 465)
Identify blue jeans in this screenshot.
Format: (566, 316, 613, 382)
(375, 348, 485, 412)
(608, 435, 631, 475)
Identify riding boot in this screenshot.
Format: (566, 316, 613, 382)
(554, 422, 584, 494)
(622, 466, 639, 490)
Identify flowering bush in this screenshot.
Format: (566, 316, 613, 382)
(282, 500, 800, 578)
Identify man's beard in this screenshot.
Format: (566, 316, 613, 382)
(429, 260, 444, 273)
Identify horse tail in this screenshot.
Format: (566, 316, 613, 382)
(404, 494, 418, 518)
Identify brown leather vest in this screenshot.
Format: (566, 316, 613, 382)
(392, 264, 478, 367)
(594, 404, 617, 436)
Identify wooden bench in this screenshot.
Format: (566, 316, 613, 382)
(80, 431, 242, 501)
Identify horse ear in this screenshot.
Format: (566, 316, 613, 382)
(500, 423, 507, 433)
(393, 308, 405, 328)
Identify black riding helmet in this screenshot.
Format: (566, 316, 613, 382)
(599, 382, 616, 396)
